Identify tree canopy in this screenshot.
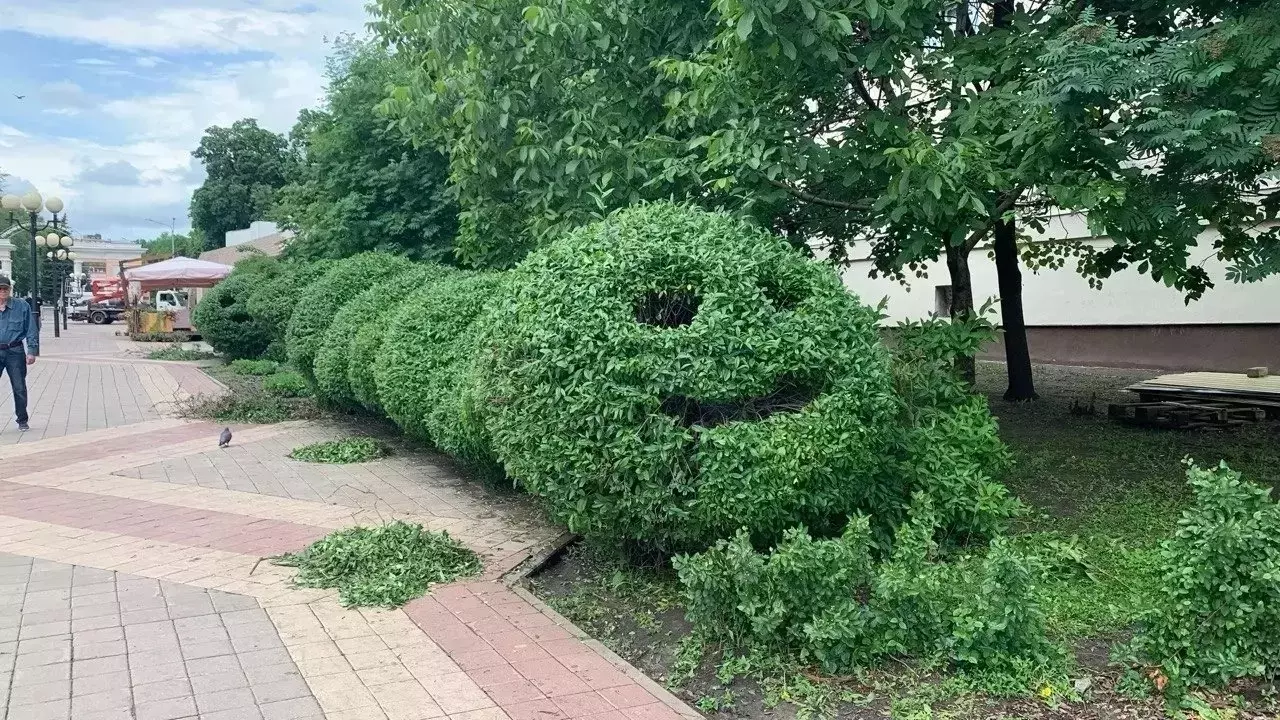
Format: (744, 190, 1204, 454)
(189, 119, 294, 250)
(272, 40, 459, 263)
(138, 231, 205, 258)
(372, 0, 1280, 398)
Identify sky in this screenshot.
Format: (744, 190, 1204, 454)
(0, 0, 369, 242)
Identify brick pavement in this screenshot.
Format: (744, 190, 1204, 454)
(0, 323, 700, 720)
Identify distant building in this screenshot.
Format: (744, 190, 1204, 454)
(199, 230, 290, 266)
(0, 232, 143, 278)
(224, 221, 285, 247)
(841, 211, 1280, 372)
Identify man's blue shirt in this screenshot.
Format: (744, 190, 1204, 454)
(0, 297, 40, 356)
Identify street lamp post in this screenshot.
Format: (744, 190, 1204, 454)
(1, 191, 67, 336)
(145, 217, 178, 257)
(43, 237, 77, 337)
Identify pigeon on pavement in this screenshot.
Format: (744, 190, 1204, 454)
(219, 427, 232, 448)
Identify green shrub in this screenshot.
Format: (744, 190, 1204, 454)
(476, 202, 901, 551)
(289, 437, 388, 463)
(313, 265, 449, 408)
(676, 498, 1056, 675)
(245, 260, 334, 360)
(274, 521, 481, 607)
(263, 371, 311, 398)
(285, 252, 415, 381)
(229, 359, 279, 376)
(192, 258, 280, 359)
(1129, 461, 1280, 690)
(376, 272, 507, 471)
(887, 307, 1020, 543)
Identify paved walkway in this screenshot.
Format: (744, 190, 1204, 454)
(0, 323, 698, 720)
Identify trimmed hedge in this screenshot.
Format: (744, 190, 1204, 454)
(376, 272, 508, 471)
(285, 253, 415, 381)
(313, 265, 451, 407)
(475, 202, 901, 550)
(192, 257, 280, 359)
(245, 260, 334, 360)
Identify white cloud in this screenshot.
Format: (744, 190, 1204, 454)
(0, 1, 366, 55)
(102, 58, 326, 142)
(0, 1, 368, 240)
(37, 81, 94, 116)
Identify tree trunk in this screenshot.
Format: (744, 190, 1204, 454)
(988, 0, 1039, 402)
(944, 240, 977, 386)
(993, 218, 1038, 401)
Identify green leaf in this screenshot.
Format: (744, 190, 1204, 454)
(737, 11, 755, 41)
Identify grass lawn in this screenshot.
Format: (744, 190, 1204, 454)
(528, 362, 1280, 720)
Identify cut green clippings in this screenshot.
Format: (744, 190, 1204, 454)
(288, 437, 387, 464)
(274, 522, 482, 607)
(148, 345, 216, 361)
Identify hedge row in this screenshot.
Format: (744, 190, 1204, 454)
(198, 202, 1014, 552)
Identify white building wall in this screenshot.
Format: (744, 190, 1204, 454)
(224, 221, 281, 247)
(841, 213, 1280, 326)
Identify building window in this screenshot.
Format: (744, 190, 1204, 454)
(82, 262, 108, 275)
(935, 285, 953, 316)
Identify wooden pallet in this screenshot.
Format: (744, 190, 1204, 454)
(1108, 400, 1267, 430)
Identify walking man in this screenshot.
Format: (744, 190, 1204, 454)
(0, 276, 39, 431)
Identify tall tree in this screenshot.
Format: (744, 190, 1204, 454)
(374, 0, 1280, 395)
(272, 40, 459, 263)
(189, 119, 293, 250)
(138, 231, 205, 258)
(1028, 1, 1280, 295)
(372, 0, 736, 268)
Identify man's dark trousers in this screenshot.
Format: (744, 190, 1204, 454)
(0, 346, 29, 425)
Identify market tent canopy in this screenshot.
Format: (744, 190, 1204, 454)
(124, 257, 233, 291)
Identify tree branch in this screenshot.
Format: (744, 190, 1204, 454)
(766, 178, 874, 212)
(963, 188, 1024, 250)
(851, 74, 879, 111)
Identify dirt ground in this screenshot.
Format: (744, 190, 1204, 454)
(527, 362, 1280, 720)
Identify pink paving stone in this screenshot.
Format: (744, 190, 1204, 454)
(509, 612, 558, 630)
(454, 605, 503, 625)
(0, 480, 327, 557)
(582, 712, 630, 720)
(433, 584, 476, 602)
(485, 679, 549, 705)
(454, 648, 510, 670)
(473, 618, 522, 637)
(470, 664, 526, 689)
(513, 661, 593, 698)
(524, 625, 574, 643)
(506, 699, 569, 720)
(496, 641, 554, 665)
(622, 704, 683, 720)
(552, 691, 616, 719)
(433, 628, 491, 654)
(597, 685, 659, 711)
(465, 581, 508, 596)
(538, 638, 587, 658)
(486, 630, 536, 654)
(0, 422, 221, 479)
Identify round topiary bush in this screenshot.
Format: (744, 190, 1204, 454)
(374, 273, 496, 436)
(475, 202, 901, 551)
(313, 265, 452, 408)
(376, 272, 508, 472)
(192, 257, 280, 359)
(285, 252, 415, 381)
(246, 260, 334, 361)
